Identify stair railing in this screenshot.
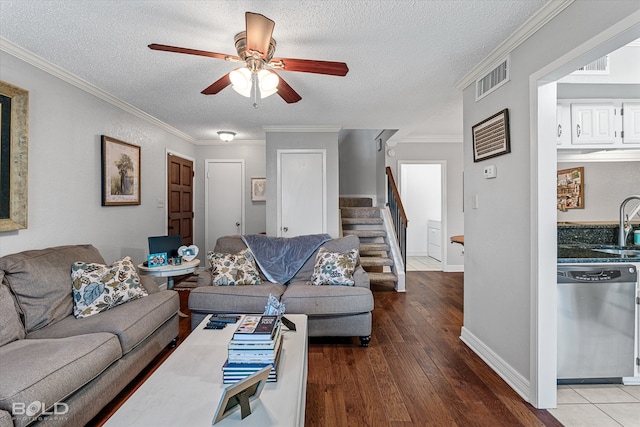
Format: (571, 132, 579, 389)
(386, 167, 408, 270)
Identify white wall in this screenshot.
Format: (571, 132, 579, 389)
(338, 129, 379, 200)
(460, 0, 640, 407)
(387, 141, 464, 271)
(0, 51, 195, 263)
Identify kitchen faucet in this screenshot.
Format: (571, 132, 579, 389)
(619, 195, 640, 246)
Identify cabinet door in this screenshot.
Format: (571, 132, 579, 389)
(622, 102, 640, 144)
(571, 103, 617, 145)
(556, 104, 571, 146)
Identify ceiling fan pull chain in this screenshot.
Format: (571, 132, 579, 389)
(252, 72, 259, 109)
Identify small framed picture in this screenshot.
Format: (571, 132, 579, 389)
(101, 135, 141, 206)
(148, 252, 168, 268)
(557, 167, 584, 210)
(251, 178, 266, 202)
(213, 366, 271, 424)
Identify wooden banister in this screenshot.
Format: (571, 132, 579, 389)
(386, 167, 408, 271)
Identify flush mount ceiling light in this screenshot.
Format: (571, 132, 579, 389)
(217, 131, 236, 142)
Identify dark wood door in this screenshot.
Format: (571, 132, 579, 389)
(167, 154, 194, 245)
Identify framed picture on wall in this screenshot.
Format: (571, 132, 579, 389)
(251, 178, 266, 202)
(472, 109, 511, 162)
(101, 135, 141, 206)
(557, 167, 584, 210)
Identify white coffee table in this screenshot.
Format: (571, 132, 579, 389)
(104, 314, 308, 427)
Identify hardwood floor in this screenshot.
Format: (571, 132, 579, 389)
(90, 272, 562, 427)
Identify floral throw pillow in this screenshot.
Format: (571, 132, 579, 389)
(207, 248, 262, 286)
(311, 247, 359, 286)
(71, 256, 148, 318)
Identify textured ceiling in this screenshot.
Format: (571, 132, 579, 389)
(0, 0, 546, 142)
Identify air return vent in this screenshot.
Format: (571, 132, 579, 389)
(475, 56, 510, 101)
(572, 55, 609, 74)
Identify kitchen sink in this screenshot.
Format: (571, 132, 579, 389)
(592, 247, 640, 256)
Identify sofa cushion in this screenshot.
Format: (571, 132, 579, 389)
(0, 280, 25, 346)
(189, 282, 286, 314)
(26, 290, 178, 354)
(311, 247, 359, 286)
(71, 256, 148, 318)
(0, 245, 105, 333)
(207, 249, 262, 286)
(281, 280, 374, 316)
(213, 235, 250, 254)
(296, 235, 361, 281)
(0, 333, 121, 427)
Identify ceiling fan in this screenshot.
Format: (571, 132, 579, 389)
(149, 12, 349, 104)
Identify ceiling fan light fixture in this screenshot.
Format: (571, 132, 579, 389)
(217, 131, 236, 142)
(230, 67, 252, 97)
(258, 69, 279, 91)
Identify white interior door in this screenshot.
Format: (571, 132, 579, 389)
(277, 150, 326, 237)
(205, 160, 244, 251)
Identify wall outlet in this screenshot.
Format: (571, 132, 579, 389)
(483, 165, 497, 179)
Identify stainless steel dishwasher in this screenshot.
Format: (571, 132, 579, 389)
(557, 264, 637, 381)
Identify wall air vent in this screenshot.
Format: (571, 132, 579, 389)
(571, 55, 610, 74)
(475, 56, 510, 101)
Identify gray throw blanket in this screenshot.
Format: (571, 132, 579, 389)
(242, 234, 331, 284)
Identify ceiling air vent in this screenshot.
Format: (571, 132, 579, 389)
(571, 55, 609, 75)
(476, 56, 510, 101)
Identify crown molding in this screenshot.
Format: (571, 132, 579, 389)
(0, 37, 196, 144)
(262, 125, 342, 133)
(455, 0, 574, 91)
(400, 135, 463, 144)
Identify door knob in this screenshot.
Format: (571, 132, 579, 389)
(236, 222, 240, 227)
(283, 227, 288, 232)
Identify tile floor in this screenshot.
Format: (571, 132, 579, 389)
(549, 384, 640, 426)
(406, 256, 441, 271)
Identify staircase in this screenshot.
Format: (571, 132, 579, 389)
(340, 197, 403, 290)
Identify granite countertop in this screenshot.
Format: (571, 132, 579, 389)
(558, 244, 640, 263)
(557, 222, 640, 263)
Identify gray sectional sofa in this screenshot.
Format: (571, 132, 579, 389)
(0, 244, 179, 427)
(188, 235, 374, 346)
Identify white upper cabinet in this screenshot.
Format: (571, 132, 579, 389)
(557, 99, 640, 149)
(571, 103, 618, 145)
(622, 102, 640, 144)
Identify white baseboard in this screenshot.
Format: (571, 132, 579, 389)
(460, 326, 530, 403)
(444, 264, 464, 272)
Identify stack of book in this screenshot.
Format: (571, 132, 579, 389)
(222, 315, 283, 384)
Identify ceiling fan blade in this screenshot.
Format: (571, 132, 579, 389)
(269, 57, 349, 76)
(245, 12, 275, 58)
(149, 43, 241, 61)
(201, 73, 232, 95)
(274, 73, 302, 103)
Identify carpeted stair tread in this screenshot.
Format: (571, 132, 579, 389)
(367, 272, 398, 283)
(341, 217, 384, 225)
(360, 257, 394, 267)
(339, 197, 373, 207)
(340, 207, 381, 218)
(343, 230, 387, 238)
(360, 242, 390, 252)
